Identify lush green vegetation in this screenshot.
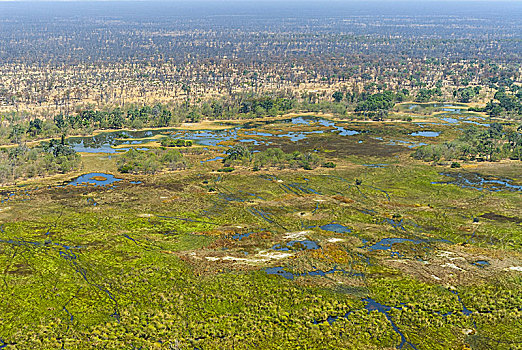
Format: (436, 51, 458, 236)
(468, 87, 522, 119)
(223, 144, 321, 170)
(1, 156, 521, 349)
(415, 87, 442, 103)
(454, 86, 481, 103)
(117, 148, 187, 174)
(354, 91, 407, 119)
(0, 137, 79, 184)
(159, 137, 193, 148)
(413, 123, 522, 162)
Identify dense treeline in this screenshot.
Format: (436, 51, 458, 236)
(469, 87, 522, 120)
(413, 123, 522, 162)
(354, 90, 408, 119)
(0, 83, 425, 146)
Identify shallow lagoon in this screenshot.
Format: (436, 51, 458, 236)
(67, 173, 123, 187)
(66, 116, 361, 153)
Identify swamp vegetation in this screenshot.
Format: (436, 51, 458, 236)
(0, 107, 520, 349)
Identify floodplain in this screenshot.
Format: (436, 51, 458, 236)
(1, 107, 521, 349)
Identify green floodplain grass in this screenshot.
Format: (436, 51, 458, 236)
(0, 113, 521, 349)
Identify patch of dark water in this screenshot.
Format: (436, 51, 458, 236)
(265, 267, 295, 280)
(1, 192, 16, 203)
(0, 188, 36, 203)
(441, 117, 459, 124)
(239, 138, 271, 146)
(314, 118, 360, 136)
(67, 127, 238, 152)
(244, 131, 273, 137)
(410, 131, 440, 137)
(472, 260, 490, 268)
(180, 129, 240, 146)
(319, 223, 352, 234)
(0, 339, 7, 349)
(432, 172, 522, 192)
(69, 116, 365, 153)
(232, 232, 254, 240)
(290, 117, 310, 125)
(265, 266, 351, 280)
(66, 133, 153, 153)
(272, 240, 320, 251)
(314, 297, 417, 349)
(365, 238, 421, 251)
(442, 108, 463, 114)
(68, 173, 123, 187)
(277, 130, 323, 142)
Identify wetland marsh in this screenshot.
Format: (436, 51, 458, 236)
(1, 1, 522, 348)
(0, 110, 520, 349)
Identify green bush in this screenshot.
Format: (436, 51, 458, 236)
(323, 162, 337, 168)
(218, 167, 235, 173)
(160, 138, 193, 147)
(450, 162, 461, 168)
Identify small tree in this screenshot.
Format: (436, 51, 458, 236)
(332, 91, 344, 103)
